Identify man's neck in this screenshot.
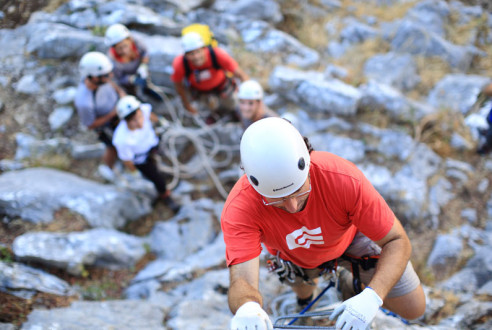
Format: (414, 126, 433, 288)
(84, 78, 99, 91)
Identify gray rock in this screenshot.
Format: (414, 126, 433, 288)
(149, 198, 219, 260)
(477, 281, 492, 296)
(340, 17, 380, 44)
(439, 300, 492, 329)
(0, 167, 151, 227)
(363, 52, 420, 91)
(15, 75, 41, 94)
(0, 27, 29, 77)
(359, 81, 416, 120)
(406, 0, 450, 36)
(49, 106, 73, 131)
(132, 32, 182, 88)
(0, 159, 26, 172)
(13, 228, 147, 276)
(21, 300, 166, 330)
(427, 233, 463, 279)
(390, 20, 475, 70)
(309, 133, 365, 163)
(296, 79, 361, 116)
(26, 22, 105, 59)
(165, 269, 231, 330)
(52, 86, 77, 104)
(222, 0, 283, 24)
(0, 261, 75, 298)
(269, 66, 324, 104)
(237, 20, 320, 68)
(15, 133, 72, 160)
(461, 208, 477, 224)
(71, 142, 105, 159)
(439, 267, 478, 293)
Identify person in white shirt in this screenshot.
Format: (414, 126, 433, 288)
(112, 95, 180, 213)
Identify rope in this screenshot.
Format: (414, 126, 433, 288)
(148, 83, 240, 200)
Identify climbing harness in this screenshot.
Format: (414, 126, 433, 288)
(340, 254, 379, 294)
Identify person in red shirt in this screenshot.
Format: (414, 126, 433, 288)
(221, 118, 426, 330)
(171, 32, 248, 123)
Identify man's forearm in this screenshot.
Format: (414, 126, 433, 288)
(88, 110, 116, 129)
(228, 277, 263, 314)
(368, 235, 411, 300)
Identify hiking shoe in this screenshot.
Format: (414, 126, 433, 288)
(162, 196, 181, 214)
(97, 164, 115, 182)
(337, 269, 357, 301)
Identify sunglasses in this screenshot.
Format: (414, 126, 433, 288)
(262, 182, 311, 206)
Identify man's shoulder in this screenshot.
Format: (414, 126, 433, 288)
(311, 151, 362, 179)
(172, 54, 185, 67)
(112, 122, 129, 144)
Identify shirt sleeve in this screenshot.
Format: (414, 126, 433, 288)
(213, 47, 239, 74)
(170, 55, 185, 83)
(74, 88, 96, 127)
(348, 170, 395, 241)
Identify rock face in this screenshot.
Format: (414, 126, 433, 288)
(1, 0, 492, 329)
(0, 168, 152, 228)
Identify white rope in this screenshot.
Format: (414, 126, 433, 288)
(149, 84, 240, 200)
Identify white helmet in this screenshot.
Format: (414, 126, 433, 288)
(105, 23, 131, 46)
(79, 52, 113, 78)
(240, 117, 310, 198)
(238, 80, 264, 100)
(181, 32, 205, 52)
(117, 95, 141, 119)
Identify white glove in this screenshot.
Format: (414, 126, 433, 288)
(230, 302, 273, 330)
(329, 287, 383, 330)
(137, 63, 149, 79)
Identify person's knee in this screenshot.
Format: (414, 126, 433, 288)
(384, 285, 426, 320)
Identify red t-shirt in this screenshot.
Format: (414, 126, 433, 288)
(221, 151, 395, 269)
(171, 47, 238, 91)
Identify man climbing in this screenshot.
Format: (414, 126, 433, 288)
(112, 95, 180, 213)
(236, 80, 278, 130)
(171, 31, 249, 123)
(105, 23, 161, 102)
(75, 51, 125, 181)
(221, 118, 426, 329)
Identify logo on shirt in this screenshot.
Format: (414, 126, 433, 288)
(286, 226, 324, 250)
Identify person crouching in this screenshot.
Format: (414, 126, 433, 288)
(112, 95, 180, 213)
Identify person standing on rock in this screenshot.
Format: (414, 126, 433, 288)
(171, 32, 249, 124)
(112, 95, 180, 214)
(221, 118, 426, 329)
(236, 80, 278, 130)
(75, 51, 125, 181)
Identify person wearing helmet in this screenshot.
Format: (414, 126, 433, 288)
(236, 80, 278, 129)
(112, 95, 180, 213)
(476, 82, 492, 155)
(171, 31, 249, 123)
(105, 24, 155, 99)
(221, 118, 425, 329)
(75, 51, 126, 181)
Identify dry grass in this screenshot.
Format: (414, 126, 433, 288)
(341, 0, 418, 23)
(413, 110, 475, 158)
(332, 38, 391, 86)
(410, 56, 452, 98)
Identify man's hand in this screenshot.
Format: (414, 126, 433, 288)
(329, 287, 383, 330)
(137, 63, 149, 79)
(230, 302, 273, 330)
